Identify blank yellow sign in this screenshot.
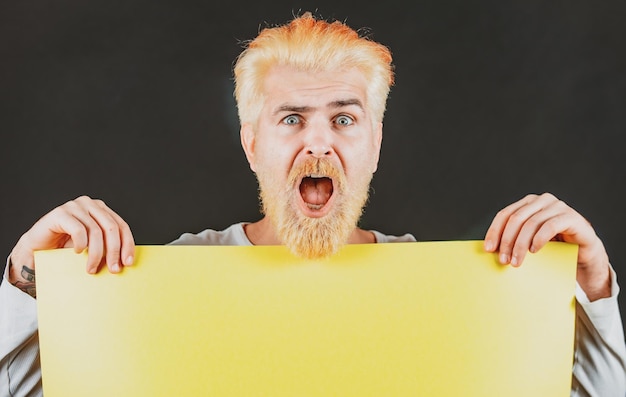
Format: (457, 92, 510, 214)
(35, 241, 577, 396)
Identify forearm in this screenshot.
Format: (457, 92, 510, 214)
(0, 259, 42, 396)
(572, 266, 626, 396)
(8, 258, 37, 298)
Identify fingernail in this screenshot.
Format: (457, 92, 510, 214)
(510, 255, 518, 266)
(125, 256, 134, 266)
(499, 253, 509, 264)
(484, 241, 493, 251)
(111, 263, 120, 272)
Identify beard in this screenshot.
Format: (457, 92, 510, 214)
(256, 158, 372, 259)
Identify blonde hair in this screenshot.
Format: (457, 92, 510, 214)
(233, 12, 394, 126)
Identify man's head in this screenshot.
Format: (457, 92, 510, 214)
(234, 12, 395, 259)
(233, 12, 394, 128)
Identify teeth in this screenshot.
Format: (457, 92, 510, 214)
(307, 173, 325, 178)
(306, 203, 324, 210)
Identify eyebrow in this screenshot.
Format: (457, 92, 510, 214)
(274, 98, 364, 115)
(329, 98, 363, 109)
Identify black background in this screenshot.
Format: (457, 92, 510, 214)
(1, 1, 625, 336)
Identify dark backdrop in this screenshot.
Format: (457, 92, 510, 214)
(1, 1, 625, 335)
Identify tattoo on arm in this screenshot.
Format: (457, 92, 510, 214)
(11, 265, 37, 299)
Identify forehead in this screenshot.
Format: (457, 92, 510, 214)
(262, 65, 369, 111)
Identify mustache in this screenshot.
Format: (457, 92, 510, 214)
(287, 158, 345, 190)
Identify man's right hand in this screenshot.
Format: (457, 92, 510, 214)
(8, 196, 135, 296)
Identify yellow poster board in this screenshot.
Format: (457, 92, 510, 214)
(35, 241, 577, 396)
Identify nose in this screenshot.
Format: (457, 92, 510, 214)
(303, 122, 334, 158)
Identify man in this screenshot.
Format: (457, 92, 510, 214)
(1, 12, 625, 397)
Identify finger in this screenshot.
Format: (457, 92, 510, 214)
(98, 201, 136, 267)
(487, 193, 558, 265)
(85, 225, 105, 274)
(499, 193, 562, 266)
(484, 194, 538, 252)
(74, 196, 136, 273)
(13, 206, 92, 276)
(508, 202, 566, 266)
(497, 194, 556, 264)
(36, 207, 90, 254)
(59, 199, 107, 273)
(58, 216, 90, 255)
(82, 199, 125, 273)
(527, 200, 572, 252)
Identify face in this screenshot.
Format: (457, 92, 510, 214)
(241, 65, 383, 258)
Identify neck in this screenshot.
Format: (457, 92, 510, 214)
(243, 216, 376, 246)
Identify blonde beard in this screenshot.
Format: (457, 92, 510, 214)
(257, 158, 371, 259)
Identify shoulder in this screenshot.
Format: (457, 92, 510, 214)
(371, 230, 417, 243)
(168, 222, 252, 246)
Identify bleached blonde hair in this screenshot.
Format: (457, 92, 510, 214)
(233, 12, 394, 127)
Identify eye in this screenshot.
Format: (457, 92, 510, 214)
(282, 114, 301, 125)
(335, 115, 354, 126)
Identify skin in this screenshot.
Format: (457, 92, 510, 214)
(483, 192, 611, 301)
(8, 68, 612, 302)
(241, 66, 382, 246)
(9, 196, 135, 280)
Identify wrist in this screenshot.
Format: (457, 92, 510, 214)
(8, 257, 37, 298)
(576, 260, 611, 302)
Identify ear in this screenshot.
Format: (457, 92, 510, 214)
(240, 123, 257, 172)
(371, 122, 383, 173)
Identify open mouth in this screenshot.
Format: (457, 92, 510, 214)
(299, 174, 334, 211)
